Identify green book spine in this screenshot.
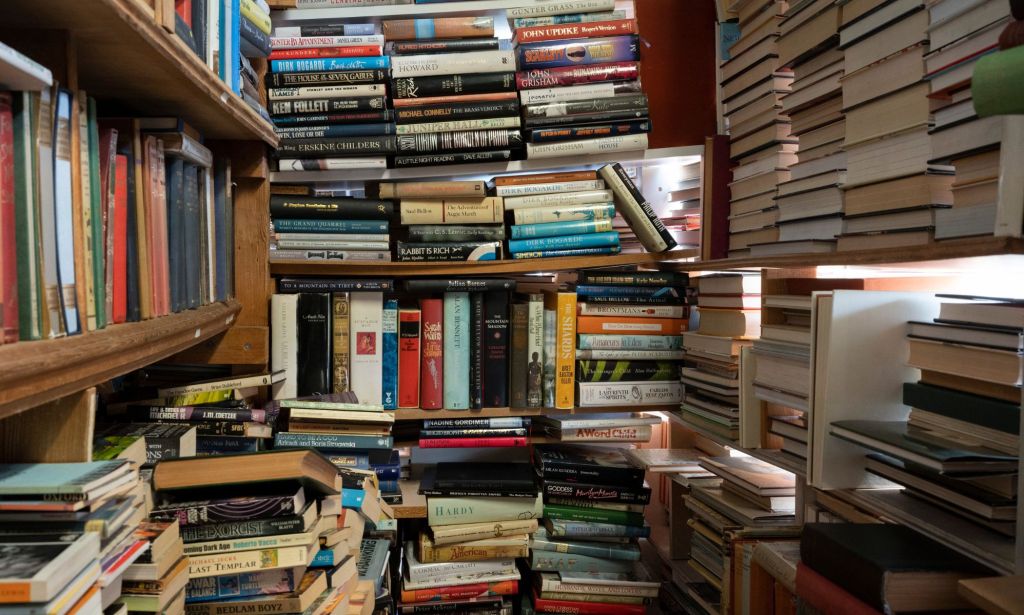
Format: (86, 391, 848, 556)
(87, 98, 105, 328)
(12, 93, 41, 340)
(973, 45, 1024, 117)
(543, 504, 644, 526)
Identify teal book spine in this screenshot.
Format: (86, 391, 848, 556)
(531, 529, 641, 561)
(86, 97, 105, 329)
(547, 519, 651, 538)
(270, 57, 390, 73)
(528, 549, 634, 574)
(507, 231, 620, 254)
(273, 432, 393, 450)
(511, 246, 622, 260)
(510, 219, 614, 239)
(12, 93, 41, 340)
(272, 218, 389, 234)
(443, 292, 470, 409)
(382, 299, 398, 410)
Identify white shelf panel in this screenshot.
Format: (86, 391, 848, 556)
(0, 40, 52, 90)
(275, 0, 634, 23)
(269, 145, 703, 183)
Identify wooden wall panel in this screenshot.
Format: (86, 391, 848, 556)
(636, 0, 718, 148)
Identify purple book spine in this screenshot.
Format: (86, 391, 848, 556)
(518, 35, 640, 69)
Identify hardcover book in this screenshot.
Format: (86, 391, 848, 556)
(419, 298, 444, 410)
(297, 293, 332, 396)
(398, 309, 422, 409)
(382, 299, 398, 410)
(544, 290, 578, 409)
(349, 292, 383, 405)
(483, 291, 510, 407)
(534, 445, 645, 486)
(443, 292, 471, 409)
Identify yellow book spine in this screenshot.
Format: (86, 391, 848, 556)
(547, 291, 577, 410)
(240, 0, 272, 35)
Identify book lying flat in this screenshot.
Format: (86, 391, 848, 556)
(151, 450, 341, 495)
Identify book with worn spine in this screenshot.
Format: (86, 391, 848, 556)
(184, 567, 303, 602)
(407, 225, 505, 243)
(391, 73, 517, 99)
(415, 532, 529, 563)
(600, 163, 677, 253)
(427, 494, 542, 527)
(382, 17, 494, 41)
(526, 293, 545, 408)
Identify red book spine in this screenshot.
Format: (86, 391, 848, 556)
(795, 563, 882, 615)
(515, 19, 638, 44)
(419, 298, 443, 409)
(532, 590, 646, 615)
(400, 580, 518, 603)
(269, 46, 383, 59)
(516, 62, 640, 90)
(112, 155, 129, 324)
(418, 437, 528, 448)
(0, 93, 17, 343)
(398, 308, 422, 409)
(175, 0, 192, 26)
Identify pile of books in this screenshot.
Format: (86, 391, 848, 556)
(412, 415, 530, 449)
(403, 462, 540, 612)
(120, 520, 187, 614)
(237, 0, 272, 119)
(269, 193, 393, 262)
(927, 0, 1011, 239)
(644, 158, 703, 252)
(573, 269, 689, 408)
(679, 273, 761, 441)
(528, 445, 655, 614)
(0, 460, 152, 613)
(720, 0, 796, 256)
(831, 297, 1021, 539)
(510, 1, 649, 160)
(393, 184, 505, 262)
(268, 24, 393, 171)
(387, 16, 523, 169)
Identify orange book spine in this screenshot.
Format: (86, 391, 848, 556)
(400, 580, 518, 603)
(576, 316, 688, 335)
(493, 170, 598, 187)
(545, 291, 577, 410)
(383, 17, 494, 41)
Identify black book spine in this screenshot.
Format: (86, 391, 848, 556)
(179, 513, 308, 542)
(276, 136, 397, 157)
(529, 120, 651, 144)
(483, 291, 510, 407)
(396, 129, 523, 154)
(183, 164, 201, 309)
(124, 145, 141, 322)
(395, 101, 521, 124)
(540, 461, 645, 487)
(392, 149, 512, 168)
(174, 13, 198, 54)
(265, 69, 388, 88)
(391, 72, 517, 98)
(271, 111, 394, 127)
(510, 303, 528, 409)
(543, 480, 651, 505)
(395, 242, 501, 262)
(524, 94, 648, 118)
(269, 196, 394, 221)
(270, 96, 387, 116)
(388, 39, 501, 55)
(277, 278, 395, 292)
(406, 225, 505, 243)
(296, 293, 332, 396)
(191, 0, 208, 60)
(470, 292, 484, 410)
(239, 16, 271, 56)
(902, 382, 1019, 434)
(418, 487, 536, 498)
(420, 428, 527, 438)
(164, 157, 185, 313)
(800, 524, 886, 611)
(576, 361, 678, 382)
(524, 108, 648, 128)
(150, 494, 298, 526)
(610, 162, 678, 251)
(402, 279, 516, 293)
(579, 294, 687, 305)
(126, 407, 262, 422)
(177, 421, 252, 436)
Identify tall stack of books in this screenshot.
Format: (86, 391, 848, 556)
(834, 0, 954, 251)
(509, 1, 649, 160)
(267, 25, 393, 172)
(721, 0, 796, 256)
(149, 450, 350, 615)
(401, 462, 540, 613)
(573, 269, 689, 409)
(386, 16, 523, 169)
(830, 297, 1021, 540)
(268, 193, 393, 263)
(527, 445, 654, 614)
(120, 520, 187, 615)
(679, 273, 761, 442)
(927, 0, 1011, 239)
(0, 461, 152, 614)
(761, 0, 845, 255)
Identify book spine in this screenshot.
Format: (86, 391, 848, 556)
(512, 204, 614, 226)
(179, 514, 308, 543)
(381, 299, 398, 410)
(396, 242, 500, 262)
(520, 81, 641, 106)
(391, 73, 517, 99)
(239, 0, 271, 34)
(184, 421, 266, 437)
(556, 424, 654, 440)
(270, 196, 393, 220)
(128, 406, 267, 422)
(511, 219, 614, 239)
(525, 134, 648, 159)
(574, 349, 685, 360)
(532, 537, 640, 561)
(543, 504, 644, 527)
(539, 576, 653, 597)
(278, 279, 393, 292)
(504, 189, 613, 210)
(469, 292, 484, 409)
(482, 291, 510, 407)
(544, 481, 650, 505)
(275, 136, 396, 157)
(529, 121, 650, 144)
(395, 101, 520, 124)
(296, 293, 332, 396)
(507, 0, 615, 17)
(443, 292, 470, 409)
(395, 117, 520, 135)
(269, 84, 387, 99)
(576, 285, 683, 298)
(510, 303, 528, 408)
(423, 417, 523, 428)
(270, 97, 386, 116)
(516, 19, 637, 43)
(152, 495, 298, 527)
(542, 463, 643, 488)
(418, 543, 528, 563)
(549, 292, 577, 410)
(419, 298, 444, 410)
(399, 198, 503, 225)
(274, 219, 389, 234)
(393, 92, 519, 108)
(269, 35, 386, 49)
(576, 360, 677, 381)
(271, 110, 393, 126)
(576, 316, 686, 335)
(525, 294, 545, 407)
(532, 596, 644, 615)
(427, 496, 541, 526)
(395, 129, 522, 154)
(391, 50, 516, 78)
(383, 17, 494, 40)
(183, 531, 314, 556)
(184, 568, 300, 602)
(407, 559, 516, 584)
(398, 308, 422, 408)
(524, 109, 647, 129)
(420, 427, 527, 438)
(388, 39, 500, 55)
(399, 580, 519, 604)
(270, 249, 391, 261)
(394, 150, 513, 168)
(277, 158, 388, 172)
(275, 431, 393, 450)
(406, 225, 505, 242)
(508, 232, 619, 254)
(601, 162, 677, 253)
(274, 124, 395, 139)
(188, 545, 310, 578)
(419, 437, 527, 448)
(519, 36, 639, 69)
(270, 56, 390, 72)
(577, 334, 683, 350)
(275, 239, 389, 251)
(530, 551, 633, 574)
(543, 309, 556, 408)
(512, 10, 625, 28)
(379, 181, 487, 199)
(269, 45, 383, 59)
(349, 291, 383, 405)
(271, 294, 298, 399)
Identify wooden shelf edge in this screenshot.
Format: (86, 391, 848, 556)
(0, 300, 242, 421)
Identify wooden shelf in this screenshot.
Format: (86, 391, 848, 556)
(271, 250, 697, 277)
(0, 0, 277, 145)
(394, 404, 676, 421)
(269, 146, 704, 184)
(0, 301, 242, 421)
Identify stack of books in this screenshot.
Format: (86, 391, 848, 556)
(527, 445, 654, 613)
(927, 0, 1011, 239)
(835, 0, 954, 251)
(831, 297, 1021, 538)
(237, 0, 271, 119)
(679, 273, 761, 441)
(403, 462, 540, 612)
(573, 269, 689, 408)
(509, 1, 649, 160)
(652, 159, 703, 251)
(394, 186, 505, 262)
(0, 461, 152, 613)
(765, 0, 845, 255)
(120, 520, 188, 614)
(267, 25, 393, 171)
(387, 16, 523, 169)
(414, 415, 530, 449)
(149, 450, 352, 615)
(533, 413, 659, 445)
(721, 0, 796, 256)
(268, 193, 393, 262)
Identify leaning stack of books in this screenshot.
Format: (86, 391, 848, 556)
(679, 273, 762, 442)
(926, 0, 1011, 240)
(269, 193, 394, 263)
(0, 461, 152, 614)
(267, 25, 393, 172)
(573, 269, 690, 408)
(393, 185, 506, 262)
(510, 1, 649, 160)
(528, 445, 654, 614)
(387, 16, 523, 169)
(401, 462, 540, 613)
(721, 0, 796, 256)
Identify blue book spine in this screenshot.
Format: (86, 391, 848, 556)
(577, 334, 684, 350)
(508, 231, 620, 254)
(272, 219, 389, 234)
(378, 479, 400, 493)
(511, 219, 614, 240)
(548, 519, 651, 538)
(372, 465, 401, 481)
(271, 57, 390, 73)
(574, 285, 683, 299)
(274, 123, 396, 139)
(532, 532, 640, 561)
(518, 36, 639, 69)
(230, 0, 241, 93)
(513, 12, 624, 28)
(310, 550, 336, 567)
(529, 549, 634, 574)
(274, 432, 394, 450)
(344, 23, 376, 35)
(341, 487, 365, 509)
(185, 568, 300, 602)
(381, 299, 398, 410)
(442, 292, 470, 409)
(512, 246, 621, 260)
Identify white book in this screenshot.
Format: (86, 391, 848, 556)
(349, 292, 384, 405)
(503, 189, 614, 210)
(271, 294, 298, 400)
(274, 239, 391, 250)
(267, 84, 386, 99)
(575, 349, 687, 360)
(277, 158, 388, 171)
(512, 202, 615, 224)
(495, 180, 605, 197)
(0, 40, 52, 90)
(390, 50, 516, 78)
(508, 0, 617, 18)
(519, 82, 634, 105)
(577, 381, 684, 407)
(577, 303, 686, 318)
(525, 134, 648, 160)
(270, 35, 386, 49)
(395, 117, 520, 135)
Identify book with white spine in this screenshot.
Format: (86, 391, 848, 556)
(507, 0, 617, 18)
(268, 84, 386, 100)
(495, 179, 605, 197)
(503, 189, 614, 210)
(271, 295, 298, 400)
(269, 35, 386, 49)
(519, 81, 640, 105)
(390, 50, 516, 78)
(395, 117, 520, 135)
(525, 134, 649, 160)
(349, 292, 384, 405)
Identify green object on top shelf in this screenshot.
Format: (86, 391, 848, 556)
(972, 43, 1024, 117)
